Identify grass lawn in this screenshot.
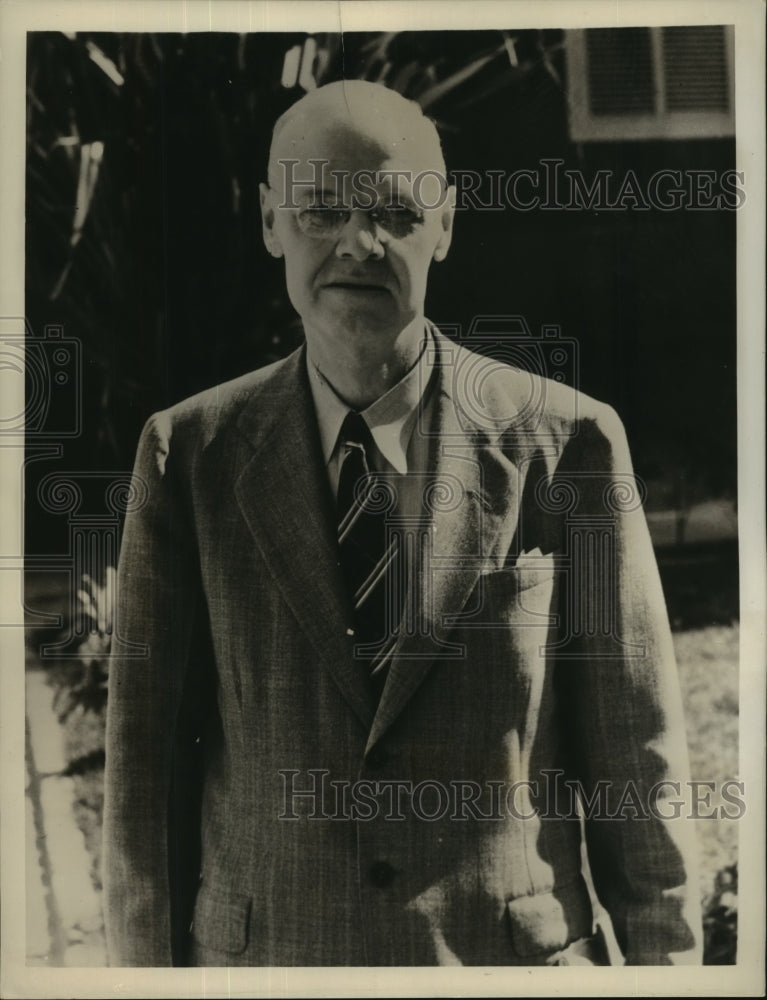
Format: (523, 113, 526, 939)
(674, 625, 739, 902)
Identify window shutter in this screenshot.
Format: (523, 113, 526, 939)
(662, 26, 730, 112)
(586, 28, 655, 116)
(566, 25, 734, 141)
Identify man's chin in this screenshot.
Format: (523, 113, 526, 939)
(314, 297, 404, 336)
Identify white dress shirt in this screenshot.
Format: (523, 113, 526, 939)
(306, 330, 438, 525)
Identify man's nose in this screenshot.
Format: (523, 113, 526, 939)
(335, 210, 385, 261)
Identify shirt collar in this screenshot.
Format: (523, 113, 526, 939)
(306, 329, 434, 475)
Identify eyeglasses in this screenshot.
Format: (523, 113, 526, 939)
(295, 203, 424, 240)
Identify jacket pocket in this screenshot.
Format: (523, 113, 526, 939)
(191, 881, 252, 955)
(481, 552, 558, 593)
(506, 877, 594, 960)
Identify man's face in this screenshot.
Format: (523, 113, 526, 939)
(260, 114, 455, 352)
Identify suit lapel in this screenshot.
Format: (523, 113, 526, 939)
(230, 336, 522, 746)
(233, 348, 376, 730)
(367, 336, 522, 751)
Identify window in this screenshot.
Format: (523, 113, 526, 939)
(566, 25, 734, 141)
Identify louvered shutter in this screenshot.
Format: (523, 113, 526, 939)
(567, 26, 734, 141)
(662, 26, 730, 112)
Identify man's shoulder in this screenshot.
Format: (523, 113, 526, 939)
(173, 351, 296, 417)
(434, 329, 618, 444)
(147, 348, 302, 444)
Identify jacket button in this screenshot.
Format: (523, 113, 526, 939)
(366, 746, 389, 770)
(369, 861, 396, 888)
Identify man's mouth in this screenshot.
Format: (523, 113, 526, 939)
(323, 280, 389, 293)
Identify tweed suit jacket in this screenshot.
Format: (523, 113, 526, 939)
(102, 327, 702, 966)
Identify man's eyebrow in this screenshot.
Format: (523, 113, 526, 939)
(291, 185, 426, 211)
(380, 191, 421, 207)
(293, 187, 347, 205)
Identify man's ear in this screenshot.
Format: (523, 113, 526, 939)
(259, 183, 284, 258)
(432, 184, 456, 263)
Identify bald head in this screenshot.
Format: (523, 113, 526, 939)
(267, 80, 446, 191)
(259, 78, 456, 377)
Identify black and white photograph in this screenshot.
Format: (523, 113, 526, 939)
(1, 1, 764, 997)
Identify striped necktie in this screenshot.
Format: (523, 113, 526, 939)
(336, 411, 404, 680)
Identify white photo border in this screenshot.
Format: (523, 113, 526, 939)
(1, 1, 764, 997)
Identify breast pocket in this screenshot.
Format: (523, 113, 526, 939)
(467, 552, 558, 629)
(502, 551, 558, 593)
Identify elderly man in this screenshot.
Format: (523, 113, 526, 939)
(103, 80, 701, 967)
